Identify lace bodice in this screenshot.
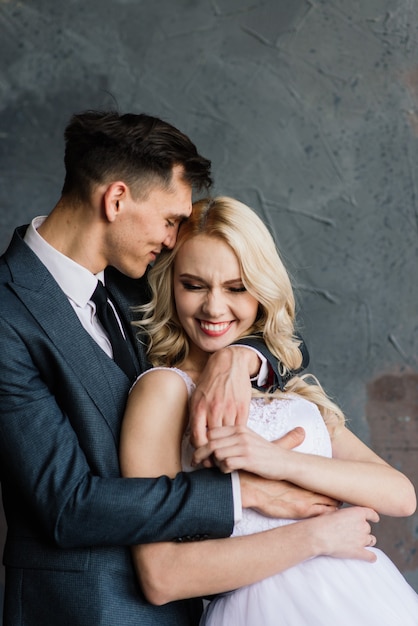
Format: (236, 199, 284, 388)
(133, 367, 333, 537)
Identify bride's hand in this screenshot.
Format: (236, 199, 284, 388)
(192, 424, 305, 479)
(193, 426, 342, 519)
(309, 506, 379, 562)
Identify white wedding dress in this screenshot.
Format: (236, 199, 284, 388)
(138, 368, 418, 625)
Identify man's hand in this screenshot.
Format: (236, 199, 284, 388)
(190, 346, 259, 448)
(239, 470, 340, 519)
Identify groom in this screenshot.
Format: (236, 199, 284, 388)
(0, 110, 353, 625)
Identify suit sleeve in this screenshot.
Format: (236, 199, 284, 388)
(0, 314, 234, 549)
(232, 334, 310, 392)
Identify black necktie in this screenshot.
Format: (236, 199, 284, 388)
(91, 281, 136, 380)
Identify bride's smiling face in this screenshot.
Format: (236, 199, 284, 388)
(173, 234, 259, 356)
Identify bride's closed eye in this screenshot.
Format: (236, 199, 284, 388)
(180, 282, 247, 293)
(180, 281, 204, 291)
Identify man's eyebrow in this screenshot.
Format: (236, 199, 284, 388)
(170, 212, 189, 221)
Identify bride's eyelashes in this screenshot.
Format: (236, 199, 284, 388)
(180, 281, 204, 291)
(180, 280, 247, 293)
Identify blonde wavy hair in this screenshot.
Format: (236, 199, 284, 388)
(133, 196, 345, 427)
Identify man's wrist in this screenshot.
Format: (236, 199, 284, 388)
(228, 344, 265, 380)
(238, 470, 259, 509)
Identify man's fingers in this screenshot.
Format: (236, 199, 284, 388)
(288, 492, 340, 519)
(208, 426, 245, 440)
(272, 427, 305, 450)
(307, 503, 339, 517)
(190, 397, 244, 447)
(189, 347, 253, 446)
(190, 411, 208, 448)
(190, 392, 223, 447)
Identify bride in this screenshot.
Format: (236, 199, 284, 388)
(120, 196, 418, 625)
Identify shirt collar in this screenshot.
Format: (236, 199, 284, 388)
(24, 216, 104, 307)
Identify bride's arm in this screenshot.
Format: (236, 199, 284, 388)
(192, 422, 416, 517)
(120, 371, 378, 605)
(121, 370, 189, 480)
(136, 506, 378, 605)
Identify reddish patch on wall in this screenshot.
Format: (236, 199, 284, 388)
(403, 66, 418, 135)
(366, 369, 418, 571)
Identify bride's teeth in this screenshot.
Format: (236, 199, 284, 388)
(200, 321, 229, 331)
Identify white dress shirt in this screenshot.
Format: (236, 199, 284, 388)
(24, 216, 117, 358)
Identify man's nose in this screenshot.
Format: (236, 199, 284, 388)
(162, 229, 177, 250)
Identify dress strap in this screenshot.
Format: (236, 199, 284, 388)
(130, 366, 196, 397)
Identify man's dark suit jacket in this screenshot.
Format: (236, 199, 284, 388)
(0, 227, 236, 626)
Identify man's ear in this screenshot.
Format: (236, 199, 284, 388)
(103, 181, 129, 222)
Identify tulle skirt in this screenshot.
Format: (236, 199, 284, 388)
(200, 548, 418, 625)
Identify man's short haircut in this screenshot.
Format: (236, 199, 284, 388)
(61, 110, 212, 202)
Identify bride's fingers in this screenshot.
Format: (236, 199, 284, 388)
(193, 426, 282, 474)
(193, 436, 258, 468)
(194, 426, 252, 458)
(193, 439, 244, 466)
(272, 427, 305, 450)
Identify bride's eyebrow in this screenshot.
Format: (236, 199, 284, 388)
(223, 278, 244, 285)
(178, 273, 204, 280)
(179, 274, 244, 285)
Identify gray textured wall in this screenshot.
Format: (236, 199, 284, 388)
(1, 0, 417, 598)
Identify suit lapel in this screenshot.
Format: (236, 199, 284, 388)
(5, 228, 132, 438)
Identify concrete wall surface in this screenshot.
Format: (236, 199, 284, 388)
(0, 0, 417, 595)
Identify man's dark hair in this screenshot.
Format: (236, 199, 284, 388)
(61, 110, 212, 202)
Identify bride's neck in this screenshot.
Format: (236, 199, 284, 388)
(178, 349, 210, 383)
